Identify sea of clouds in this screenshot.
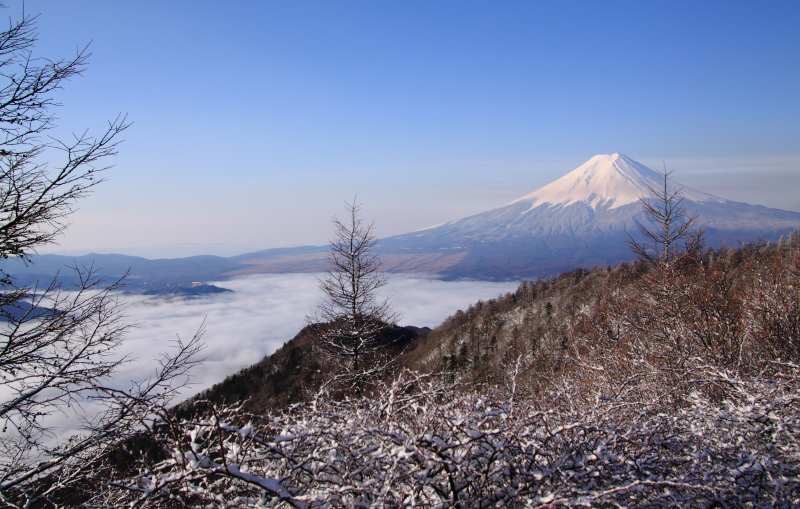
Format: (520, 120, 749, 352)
(111, 273, 519, 402)
(14, 273, 519, 442)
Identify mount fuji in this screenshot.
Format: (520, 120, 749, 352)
(373, 153, 800, 279)
(5, 154, 800, 286)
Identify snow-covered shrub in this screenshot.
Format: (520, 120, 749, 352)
(93, 366, 799, 508)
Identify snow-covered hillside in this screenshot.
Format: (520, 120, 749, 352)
(379, 153, 800, 279)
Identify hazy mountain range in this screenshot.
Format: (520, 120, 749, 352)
(4, 153, 799, 288)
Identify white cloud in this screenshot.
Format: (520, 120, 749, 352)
(113, 274, 519, 399)
(15, 273, 518, 443)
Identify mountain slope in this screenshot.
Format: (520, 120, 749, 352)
(378, 153, 800, 279)
(510, 153, 721, 211)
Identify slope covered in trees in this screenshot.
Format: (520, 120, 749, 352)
(88, 233, 798, 508)
(175, 324, 421, 419)
(6, 233, 799, 506)
(403, 233, 800, 392)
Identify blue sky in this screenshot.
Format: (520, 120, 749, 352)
(16, 1, 800, 258)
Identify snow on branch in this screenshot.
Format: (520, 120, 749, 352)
(92, 367, 799, 507)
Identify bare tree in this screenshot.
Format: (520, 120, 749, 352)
(308, 199, 400, 393)
(0, 7, 203, 508)
(627, 162, 701, 265)
(0, 11, 128, 263)
(84, 366, 800, 507)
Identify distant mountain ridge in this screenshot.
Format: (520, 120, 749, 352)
(4, 153, 800, 285)
(0, 253, 241, 291)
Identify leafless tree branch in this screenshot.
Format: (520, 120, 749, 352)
(307, 198, 401, 394)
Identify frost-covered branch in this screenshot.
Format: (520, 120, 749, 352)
(95, 367, 800, 507)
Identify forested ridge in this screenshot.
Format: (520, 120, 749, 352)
(176, 324, 421, 419)
(198, 232, 800, 415)
(108, 232, 800, 508)
(404, 233, 800, 394)
(4, 231, 799, 506)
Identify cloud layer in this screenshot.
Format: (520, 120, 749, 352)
(23, 273, 519, 443)
(13, 273, 517, 443)
(114, 273, 519, 400)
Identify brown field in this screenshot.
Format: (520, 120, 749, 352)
(224, 251, 467, 276)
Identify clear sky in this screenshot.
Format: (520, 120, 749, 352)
(15, 1, 800, 258)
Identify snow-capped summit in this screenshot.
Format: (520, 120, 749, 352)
(510, 153, 721, 212)
(378, 153, 800, 279)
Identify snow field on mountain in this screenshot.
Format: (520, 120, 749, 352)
(511, 153, 724, 212)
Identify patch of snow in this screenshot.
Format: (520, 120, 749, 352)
(415, 221, 451, 232)
(415, 223, 445, 232)
(510, 153, 725, 213)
